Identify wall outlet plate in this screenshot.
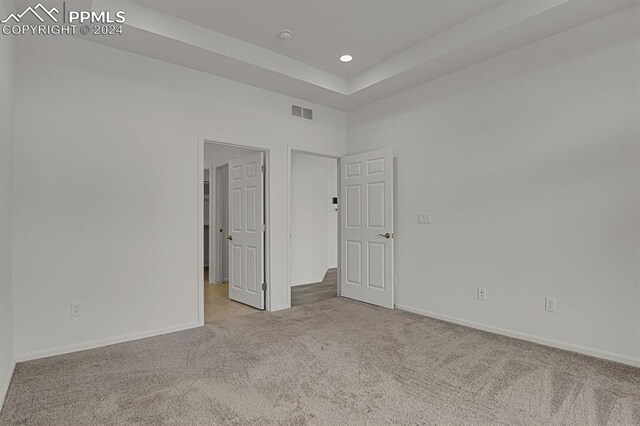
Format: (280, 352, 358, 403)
(71, 301, 83, 317)
(545, 297, 557, 313)
(477, 287, 487, 301)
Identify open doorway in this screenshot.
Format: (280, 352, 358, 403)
(287, 146, 396, 311)
(202, 141, 268, 323)
(289, 151, 339, 307)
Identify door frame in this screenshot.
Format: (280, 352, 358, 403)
(286, 145, 343, 309)
(207, 163, 228, 285)
(214, 164, 229, 284)
(198, 134, 272, 325)
(205, 167, 215, 283)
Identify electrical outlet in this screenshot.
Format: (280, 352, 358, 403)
(417, 212, 432, 224)
(71, 301, 83, 317)
(545, 297, 557, 313)
(477, 287, 487, 301)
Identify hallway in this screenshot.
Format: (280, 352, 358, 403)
(204, 268, 258, 323)
(291, 268, 338, 307)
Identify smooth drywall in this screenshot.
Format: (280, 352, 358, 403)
(0, 0, 16, 407)
(12, 35, 346, 359)
(204, 144, 256, 170)
(348, 8, 640, 365)
(290, 153, 338, 285)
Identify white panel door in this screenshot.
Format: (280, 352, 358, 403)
(228, 152, 265, 309)
(340, 148, 394, 308)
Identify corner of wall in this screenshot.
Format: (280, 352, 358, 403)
(0, 0, 17, 411)
(0, 359, 16, 410)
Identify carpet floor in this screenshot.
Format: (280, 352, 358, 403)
(1, 298, 639, 425)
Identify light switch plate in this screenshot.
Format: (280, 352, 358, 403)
(417, 212, 431, 224)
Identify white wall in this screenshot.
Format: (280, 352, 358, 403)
(348, 8, 640, 366)
(0, 0, 16, 407)
(12, 34, 346, 360)
(290, 153, 338, 286)
(204, 144, 256, 170)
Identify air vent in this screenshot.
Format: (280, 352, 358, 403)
(302, 107, 313, 120)
(291, 105, 313, 120)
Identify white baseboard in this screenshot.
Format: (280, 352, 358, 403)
(270, 303, 290, 312)
(0, 358, 16, 411)
(16, 322, 201, 363)
(396, 304, 640, 368)
(290, 279, 321, 287)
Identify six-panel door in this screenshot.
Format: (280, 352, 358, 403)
(340, 148, 394, 309)
(228, 152, 265, 310)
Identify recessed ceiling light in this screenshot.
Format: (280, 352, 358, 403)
(339, 54, 353, 63)
(278, 30, 293, 41)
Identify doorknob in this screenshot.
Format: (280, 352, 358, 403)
(378, 232, 392, 239)
(227, 235, 233, 241)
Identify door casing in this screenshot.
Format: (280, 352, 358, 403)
(198, 134, 271, 325)
(286, 146, 395, 310)
(215, 164, 230, 284)
(286, 145, 343, 309)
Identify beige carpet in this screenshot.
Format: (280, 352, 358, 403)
(1, 298, 639, 425)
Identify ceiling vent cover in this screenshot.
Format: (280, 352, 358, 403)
(292, 105, 313, 120)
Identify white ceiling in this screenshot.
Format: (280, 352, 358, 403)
(130, 0, 507, 78)
(82, 0, 639, 110)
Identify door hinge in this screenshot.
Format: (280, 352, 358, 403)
(262, 282, 267, 291)
(261, 223, 266, 232)
(261, 165, 265, 173)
